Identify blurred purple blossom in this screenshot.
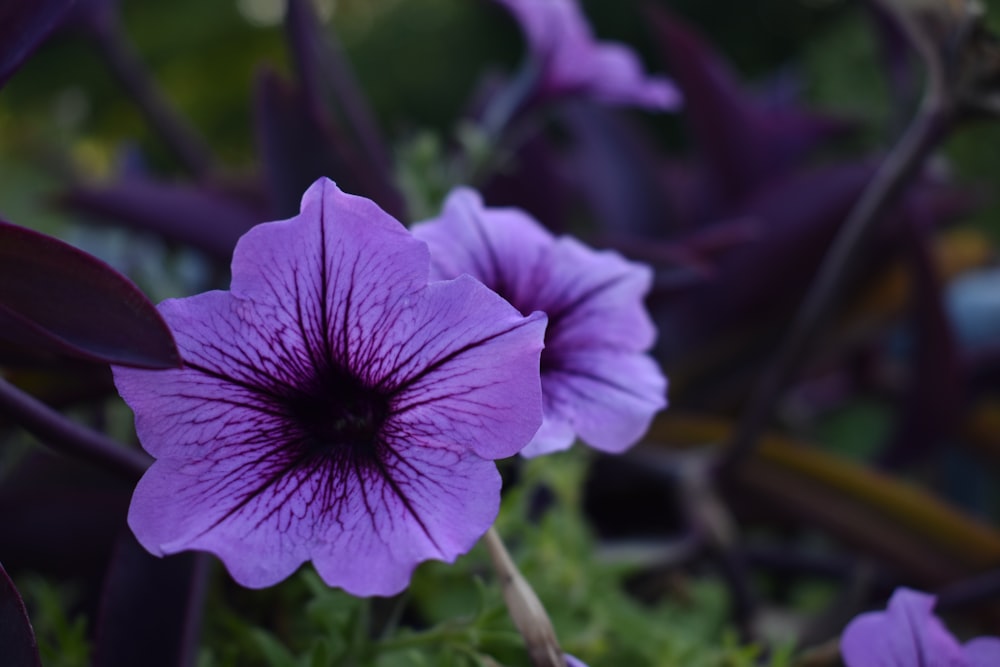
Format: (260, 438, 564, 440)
(113, 178, 546, 595)
(493, 0, 680, 110)
(841, 588, 1000, 666)
(414, 188, 666, 457)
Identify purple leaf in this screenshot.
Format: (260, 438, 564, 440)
(0, 563, 41, 667)
(0, 220, 179, 368)
(254, 68, 365, 219)
(557, 102, 679, 236)
(0, 453, 130, 578)
(59, 178, 265, 260)
(93, 532, 208, 667)
(481, 126, 573, 233)
(647, 6, 853, 204)
(284, 0, 404, 220)
(654, 164, 971, 364)
(0, 0, 76, 89)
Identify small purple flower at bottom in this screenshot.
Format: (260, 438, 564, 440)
(113, 178, 546, 596)
(841, 588, 1000, 666)
(413, 188, 667, 457)
(563, 654, 588, 667)
(493, 0, 681, 111)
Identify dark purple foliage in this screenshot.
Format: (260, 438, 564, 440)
(59, 178, 265, 260)
(0, 0, 76, 90)
(284, 0, 404, 220)
(254, 68, 376, 220)
(647, 6, 855, 206)
(0, 563, 41, 667)
(0, 220, 179, 369)
(93, 534, 208, 667)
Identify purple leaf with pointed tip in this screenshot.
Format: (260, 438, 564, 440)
(647, 6, 854, 203)
(0, 220, 179, 368)
(93, 532, 208, 667)
(0, 563, 41, 667)
(254, 68, 380, 220)
(59, 178, 264, 260)
(0, 0, 76, 89)
(284, 0, 404, 220)
(557, 102, 679, 236)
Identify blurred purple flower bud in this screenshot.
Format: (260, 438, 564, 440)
(494, 0, 681, 110)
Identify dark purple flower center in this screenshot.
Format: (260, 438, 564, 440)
(285, 364, 391, 460)
(539, 324, 561, 374)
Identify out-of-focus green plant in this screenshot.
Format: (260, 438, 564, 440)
(195, 450, 792, 667)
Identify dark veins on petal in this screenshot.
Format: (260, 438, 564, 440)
(532, 272, 631, 374)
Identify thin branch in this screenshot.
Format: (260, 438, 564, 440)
(721, 93, 954, 473)
(0, 376, 150, 480)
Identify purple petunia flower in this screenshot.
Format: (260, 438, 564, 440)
(841, 588, 1000, 666)
(413, 188, 666, 457)
(112, 178, 547, 596)
(493, 0, 681, 110)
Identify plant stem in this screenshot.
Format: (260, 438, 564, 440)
(721, 93, 954, 473)
(483, 526, 566, 667)
(0, 376, 150, 480)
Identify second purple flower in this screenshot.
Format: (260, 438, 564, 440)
(414, 188, 667, 457)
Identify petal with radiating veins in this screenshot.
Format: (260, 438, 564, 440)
(114, 178, 546, 595)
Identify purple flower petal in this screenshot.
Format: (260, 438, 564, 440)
(564, 654, 588, 667)
(494, 0, 680, 110)
(414, 188, 666, 456)
(841, 588, 967, 666)
(114, 178, 546, 595)
(964, 637, 1000, 666)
